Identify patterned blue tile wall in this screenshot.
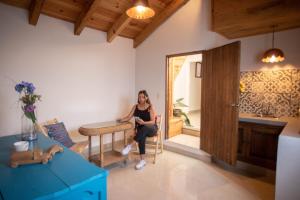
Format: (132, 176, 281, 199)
(239, 69, 300, 117)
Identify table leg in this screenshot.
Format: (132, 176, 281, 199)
(88, 136, 92, 161)
(112, 132, 115, 151)
(100, 135, 104, 167)
(124, 130, 127, 146)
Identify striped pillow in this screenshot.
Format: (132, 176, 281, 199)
(45, 122, 74, 148)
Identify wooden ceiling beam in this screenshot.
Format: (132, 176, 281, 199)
(107, 12, 131, 43)
(74, 0, 102, 35)
(133, 0, 189, 48)
(28, 0, 45, 25)
(107, 1, 137, 43)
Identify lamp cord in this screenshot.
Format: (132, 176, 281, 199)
(272, 29, 274, 48)
(272, 25, 277, 49)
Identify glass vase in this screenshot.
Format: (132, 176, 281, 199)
(21, 113, 38, 141)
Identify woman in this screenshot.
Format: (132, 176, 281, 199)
(117, 90, 158, 170)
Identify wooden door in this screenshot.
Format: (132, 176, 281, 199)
(200, 41, 240, 165)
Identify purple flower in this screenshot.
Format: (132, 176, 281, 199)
(15, 81, 36, 94)
(26, 83, 35, 94)
(24, 105, 36, 113)
(15, 83, 25, 93)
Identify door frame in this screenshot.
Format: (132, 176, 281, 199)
(165, 50, 204, 139)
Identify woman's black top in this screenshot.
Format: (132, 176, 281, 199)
(134, 105, 151, 128)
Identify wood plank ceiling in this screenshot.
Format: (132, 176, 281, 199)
(212, 0, 300, 39)
(0, 0, 189, 47)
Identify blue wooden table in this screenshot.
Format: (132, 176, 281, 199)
(0, 133, 108, 200)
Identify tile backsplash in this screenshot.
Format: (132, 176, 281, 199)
(239, 69, 300, 117)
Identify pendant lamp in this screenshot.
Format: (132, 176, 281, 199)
(126, 0, 155, 20)
(262, 26, 285, 63)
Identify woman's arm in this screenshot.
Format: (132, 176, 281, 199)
(118, 105, 136, 122)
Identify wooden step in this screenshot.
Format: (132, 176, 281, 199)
(182, 127, 200, 137)
(169, 117, 183, 137)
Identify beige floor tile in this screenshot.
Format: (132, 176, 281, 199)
(168, 134, 200, 149)
(107, 151, 274, 200)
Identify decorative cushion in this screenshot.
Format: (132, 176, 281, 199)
(44, 122, 74, 148)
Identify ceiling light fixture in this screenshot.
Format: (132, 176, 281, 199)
(126, 0, 155, 20)
(262, 26, 285, 63)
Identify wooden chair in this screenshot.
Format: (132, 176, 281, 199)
(138, 115, 163, 164)
(36, 119, 88, 155)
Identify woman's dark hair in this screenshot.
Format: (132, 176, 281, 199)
(138, 90, 152, 110)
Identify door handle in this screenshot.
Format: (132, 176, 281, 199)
(231, 103, 239, 107)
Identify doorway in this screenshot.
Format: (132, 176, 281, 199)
(165, 51, 202, 149)
(165, 41, 240, 165)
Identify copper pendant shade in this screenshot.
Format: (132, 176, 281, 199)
(126, 0, 155, 20)
(262, 48, 285, 63)
(262, 26, 285, 63)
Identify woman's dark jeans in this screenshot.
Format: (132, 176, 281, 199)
(134, 124, 158, 155)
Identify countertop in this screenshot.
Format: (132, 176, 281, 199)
(239, 113, 300, 139)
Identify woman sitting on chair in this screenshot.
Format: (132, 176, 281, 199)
(117, 90, 158, 170)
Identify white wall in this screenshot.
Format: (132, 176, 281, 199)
(173, 60, 189, 107)
(240, 29, 300, 71)
(0, 3, 135, 144)
(135, 0, 300, 129)
(189, 62, 201, 112)
(173, 54, 201, 112)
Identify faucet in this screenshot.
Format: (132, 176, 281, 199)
(259, 103, 275, 117)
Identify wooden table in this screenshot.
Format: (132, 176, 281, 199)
(0, 133, 108, 200)
(78, 121, 133, 167)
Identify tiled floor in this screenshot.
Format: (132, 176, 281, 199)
(168, 134, 200, 149)
(107, 151, 275, 200)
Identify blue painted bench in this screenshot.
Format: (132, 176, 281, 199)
(0, 133, 108, 200)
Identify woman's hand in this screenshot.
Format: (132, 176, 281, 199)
(136, 118, 145, 125)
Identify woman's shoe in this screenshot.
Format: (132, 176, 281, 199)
(121, 144, 132, 155)
(135, 160, 146, 170)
